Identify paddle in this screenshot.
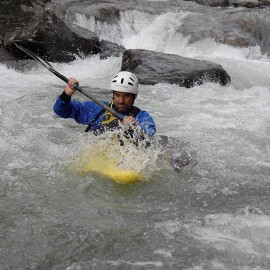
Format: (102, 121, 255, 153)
(15, 44, 124, 121)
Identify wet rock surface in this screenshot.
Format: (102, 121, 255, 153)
(121, 49, 231, 87)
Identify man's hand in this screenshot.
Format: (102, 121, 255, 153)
(123, 116, 137, 128)
(64, 78, 79, 96)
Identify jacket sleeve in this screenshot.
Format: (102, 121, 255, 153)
(53, 95, 106, 125)
(136, 111, 156, 136)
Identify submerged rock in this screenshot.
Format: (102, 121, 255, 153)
(121, 49, 231, 87)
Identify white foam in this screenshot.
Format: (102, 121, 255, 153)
(153, 249, 173, 258)
(106, 259, 163, 267)
(191, 213, 270, 257)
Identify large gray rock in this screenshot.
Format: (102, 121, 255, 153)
(0, 1, 94, 63)
(121, 49, 231, 88)
(1, 1, 99, 62)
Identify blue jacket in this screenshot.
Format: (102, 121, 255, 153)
(53, 96, 156, 136)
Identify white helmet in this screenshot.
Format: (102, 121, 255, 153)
(110, 71, 139, 94)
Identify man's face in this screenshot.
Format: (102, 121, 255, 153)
(113, 91, 136, 112)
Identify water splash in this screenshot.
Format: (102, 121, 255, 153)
(69, 130, 162, 184)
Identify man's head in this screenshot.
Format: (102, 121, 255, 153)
(110, 71, 139, 112)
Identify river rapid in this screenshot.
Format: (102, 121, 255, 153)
(1, 3, 270, 270)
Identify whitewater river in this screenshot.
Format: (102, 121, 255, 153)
(1, 6, 270, 270)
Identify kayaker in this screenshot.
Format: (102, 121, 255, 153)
(53, 71, 156, 137)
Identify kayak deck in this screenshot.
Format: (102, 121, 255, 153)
(74, 139, 146, 184)
(78, 152, 142, 184)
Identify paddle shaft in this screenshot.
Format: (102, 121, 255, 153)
(15, 44, 124, 121)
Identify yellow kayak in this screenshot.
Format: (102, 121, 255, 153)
(73, 136, 150, 184)
(77, 151, 142, 184)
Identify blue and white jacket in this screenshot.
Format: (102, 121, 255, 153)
(53, 94, 156, 136)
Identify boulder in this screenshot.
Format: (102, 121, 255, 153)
(121, 49, 231, 88)
(2, 8, 99, 62)
(0, 0, 98, 63)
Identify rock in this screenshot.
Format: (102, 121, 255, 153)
(176, 7, 270, 55)
(0, 0, 100, 62)
(188, 0, 264, 6)
(192, 0, 230, 7)
(3, 10, 99, 62)
(0, 46, 19, 69)
(260, 0, 270, 5)
(121, 49, 231, 88)
(94, 40, 126, 59)
(0, 46, 17, 62)
(229, 0, 261, 7)
(215, 34, 253, 47)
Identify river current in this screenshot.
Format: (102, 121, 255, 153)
(1, 4, 270, 270)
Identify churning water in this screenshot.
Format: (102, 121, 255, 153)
(1, 6, 270, 270)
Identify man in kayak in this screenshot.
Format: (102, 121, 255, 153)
(53, 71, 156, 137)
